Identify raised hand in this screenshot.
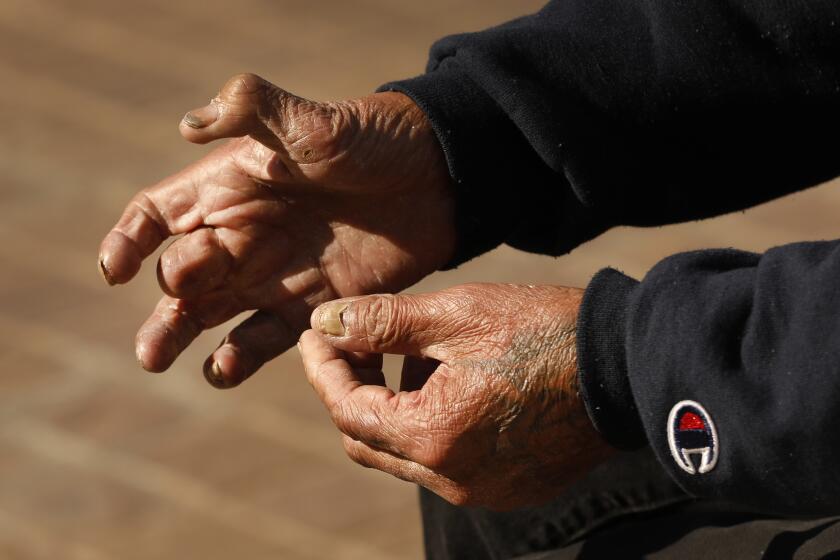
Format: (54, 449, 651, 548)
(99, 73, 456, 387)
(300, 283, 615, 510)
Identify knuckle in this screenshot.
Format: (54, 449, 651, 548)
(157, 231, 222, 296)
(322, 102, 357, 151)
(356, 295, 399, 347)
(218, 73, 275, 125)
(329, 395, 364, 438)
(157, 251, 190, 296)
(446, 284, 485, 313)
(221, 72, 266, 99)
(326, 393, 348, 428)
(333, 415, 355, 440)
(285, 102, 353, 164)
(127, 191, 166, 236)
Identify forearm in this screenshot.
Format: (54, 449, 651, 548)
(382, 0, 840, 265)
(579, 239, 840, 515)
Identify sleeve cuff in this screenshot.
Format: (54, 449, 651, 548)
(378, 60, 537, 268)
(577, 267, 647, 449)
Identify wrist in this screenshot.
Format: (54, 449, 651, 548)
(379, 63, 533, 268)
(544, 285, 619, 486)
(365, 92, 456, 272)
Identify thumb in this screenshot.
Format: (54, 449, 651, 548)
(311, 293, 456, 358)
(178, 73, 323, 156)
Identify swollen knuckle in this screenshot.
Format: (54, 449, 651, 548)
(158, 246, 205, 295)
(221, 72, 266, 99)
(271, 100, 359, 176)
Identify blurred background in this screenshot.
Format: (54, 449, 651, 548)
(1, 0, 839, 558)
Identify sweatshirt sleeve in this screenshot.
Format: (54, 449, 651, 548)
(380, 0, 840, 266)
(577, 240, 840, 515)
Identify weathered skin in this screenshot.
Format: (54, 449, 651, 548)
(99, 73, 456, 387)
(302, 283, 615, 510)
(100, 74, 611, 507)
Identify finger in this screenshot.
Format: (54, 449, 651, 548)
(343, 352, 386, 386)
(344, 352, 383, 370)
(156, 227, 233, 299)
(400, 356, 439, 392)
(203, 304, 309, 389)
(299, 329, 391, 409)
(136, 294, 240, 373)
(310, 293, 460, 358)
(299, 330, 414, 456)
(342, 436, 468, 506)
(99, 169, 206, 285)
(156, 224, 290, 300)
(179, 73, 308, 155)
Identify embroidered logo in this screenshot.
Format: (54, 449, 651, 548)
(667, 400, 718, 475)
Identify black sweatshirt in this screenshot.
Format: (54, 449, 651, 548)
(381, 0, 840, 516)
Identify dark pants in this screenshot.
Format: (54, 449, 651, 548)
(419, 450, 840, 559)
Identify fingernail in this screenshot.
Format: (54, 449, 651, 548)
(182, 112, 205, 128)
(211, 361, 224, 382)
(318, 302, 349, 336)
(98, 256, 115, 286)
(204, 360, 229, 389)
(182, 103, 219, 129)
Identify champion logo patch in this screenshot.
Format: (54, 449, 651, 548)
(667, 400, 718, 475)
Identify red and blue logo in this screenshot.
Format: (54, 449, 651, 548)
(667, 400, 718, 474)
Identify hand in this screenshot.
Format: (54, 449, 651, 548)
(98, 73, 456, 387)
(299, 283, 615, 510)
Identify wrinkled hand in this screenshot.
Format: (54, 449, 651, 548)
(299, 283, 615, 510)
(99, 73, 455, 387)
